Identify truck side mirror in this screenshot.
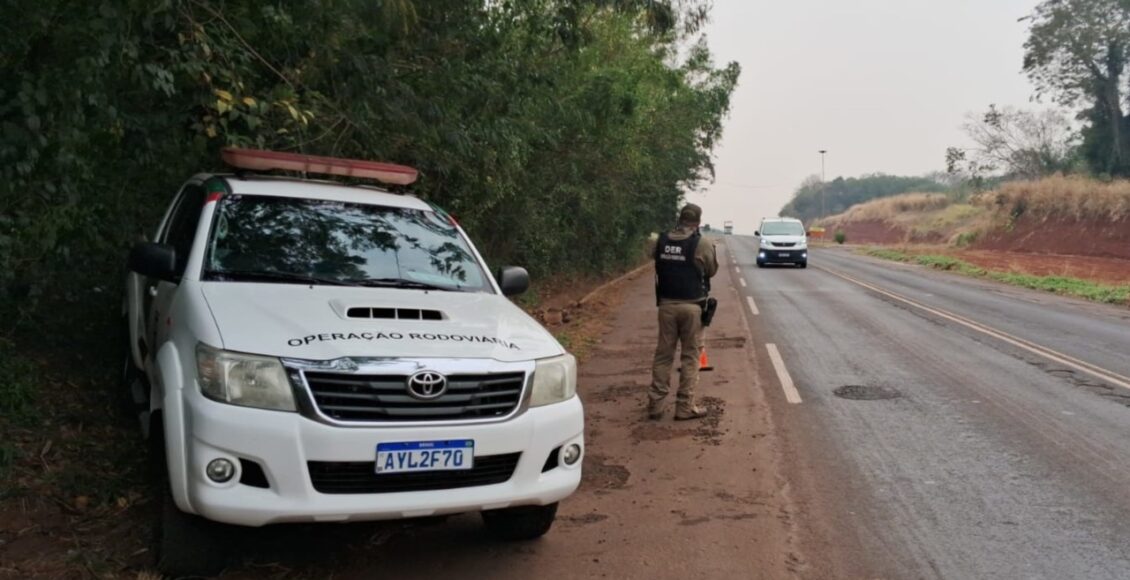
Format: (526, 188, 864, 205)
(129, 242, 178, 282)
(754, 230, 760, 236)
(496, 266, 530, 297)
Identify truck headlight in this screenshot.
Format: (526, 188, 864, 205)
(195, 343, 296, 411)
(530, 354, 577, 407)
(759, 238, 772, 248)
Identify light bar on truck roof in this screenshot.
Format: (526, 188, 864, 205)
(221, 147, 418, 185)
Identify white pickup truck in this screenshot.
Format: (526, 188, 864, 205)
(123, 149, 584, 576)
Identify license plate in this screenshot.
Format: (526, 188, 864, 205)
(375, 440, 474, 474)
(778, 252, 790, 257)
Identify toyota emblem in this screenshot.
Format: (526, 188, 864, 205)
(407, 371, 447, 400)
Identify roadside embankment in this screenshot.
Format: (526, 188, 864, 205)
(813, 176, 1130, 294)
(816, 175, 1130, 259)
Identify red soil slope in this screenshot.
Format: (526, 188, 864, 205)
(976, 216, 1130, 261)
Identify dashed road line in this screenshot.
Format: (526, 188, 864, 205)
(739, 277, 747, 288)
(746, 296, 759, 316)
(817, 265, 1130, 392)
(766, 343, 802, 404)
(734, 266, 741, 275)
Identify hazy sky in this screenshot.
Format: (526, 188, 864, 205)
(686, 0, 1042, 234)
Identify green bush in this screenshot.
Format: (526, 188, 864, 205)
(954, 231, 979, 247)
(865, 248, 911, 261)
(834, 230, 847, 244)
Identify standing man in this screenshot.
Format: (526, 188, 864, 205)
(649, 203, 718, 420)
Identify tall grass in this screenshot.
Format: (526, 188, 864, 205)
(833, 192, 952, 222)
(973, 175, 1130, 221)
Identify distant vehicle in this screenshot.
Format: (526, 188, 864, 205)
(723, 220, 734, 235)
(755, 217, 808, 268)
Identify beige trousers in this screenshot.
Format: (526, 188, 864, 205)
(649, 302, 702, 411)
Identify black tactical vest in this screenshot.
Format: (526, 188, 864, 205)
(654, 232, 706, 301)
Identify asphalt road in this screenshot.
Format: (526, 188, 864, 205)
(725, 235, 1130, 579)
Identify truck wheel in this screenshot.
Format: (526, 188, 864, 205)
(156, 492, 231, 578)
(798, 261, 808, 269)
(150, 420, 231, 578)
(481, 503, 558, 541)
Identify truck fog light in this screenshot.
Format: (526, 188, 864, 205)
(206, 458, 236, 483)
(562, 444, 582, 466)
(802, 252, 808, 258)
(758, 251, 766, 258)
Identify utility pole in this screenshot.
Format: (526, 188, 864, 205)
(818, 149, 827, 217)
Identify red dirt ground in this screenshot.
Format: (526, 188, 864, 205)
(949, 249, 1130, 286)
(976, 216, 1130, 262)
(831, 213, 1130, 286)
(830, 219, 907, 244)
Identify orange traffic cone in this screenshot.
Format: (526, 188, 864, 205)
(699, 347, 714, 372)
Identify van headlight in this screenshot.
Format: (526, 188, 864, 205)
(759, 238, 773, 248)
(195, 343, 296, 411)
(530, 354, 577, 407)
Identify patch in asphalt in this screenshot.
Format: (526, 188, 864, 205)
(589, 382, 645, 403)
(631, 422, 693, 442)
(560, 513, 610, 525)
(706, 336, 747, 349)
(692, 396, 727, 445)
(581, 454, 631, 492)
(832, 385, 901, 400)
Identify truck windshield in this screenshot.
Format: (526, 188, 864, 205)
(204, 194, 490, 292)
(761, 222, 806, 236)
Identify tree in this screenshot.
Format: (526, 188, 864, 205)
(0, 0, 739, 338)
(779, 174, 949, 223)
(1023, 0, 1130, 176)
(957, 105, 1077, 179)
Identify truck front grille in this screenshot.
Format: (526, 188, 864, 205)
(308, 453, 522, 494)
(302, 371, 526, 422)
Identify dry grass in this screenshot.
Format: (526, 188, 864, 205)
(835, 192, 952, 223)
(817, 175, 1130, 248)
(816, 192, 986, 243)
(973, 174, 1130, 221)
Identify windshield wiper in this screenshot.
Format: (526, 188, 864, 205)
(351, 277, 458, 291)
(206, 269, 353, 286)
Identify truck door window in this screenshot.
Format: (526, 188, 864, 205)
(163, 184, 207, 276)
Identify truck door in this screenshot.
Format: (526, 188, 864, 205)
(145, 183, 208, 362)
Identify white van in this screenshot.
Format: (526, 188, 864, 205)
(755, 217, 809, 268)
(123, 149, 584, 576)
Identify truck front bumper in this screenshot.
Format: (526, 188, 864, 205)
(175, 394, 584, 527)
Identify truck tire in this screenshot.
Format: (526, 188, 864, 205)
(150, 418, 231, 578)
(157, 492, 231, 578)
(118, 318, 146, 416)
(481, 503, 558, 541)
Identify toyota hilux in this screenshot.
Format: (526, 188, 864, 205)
(123, 148, 584, 575)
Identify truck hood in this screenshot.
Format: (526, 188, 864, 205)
(199, 283, 563, 363)
(763, 234, 807, 245)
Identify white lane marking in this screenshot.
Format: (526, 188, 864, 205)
(766, 343, 802, 404)
(819, 265, 1130, 392)
(746, 295, 759, 315)
(734, 266, 741, 275)
(739, 277, 747, 288)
